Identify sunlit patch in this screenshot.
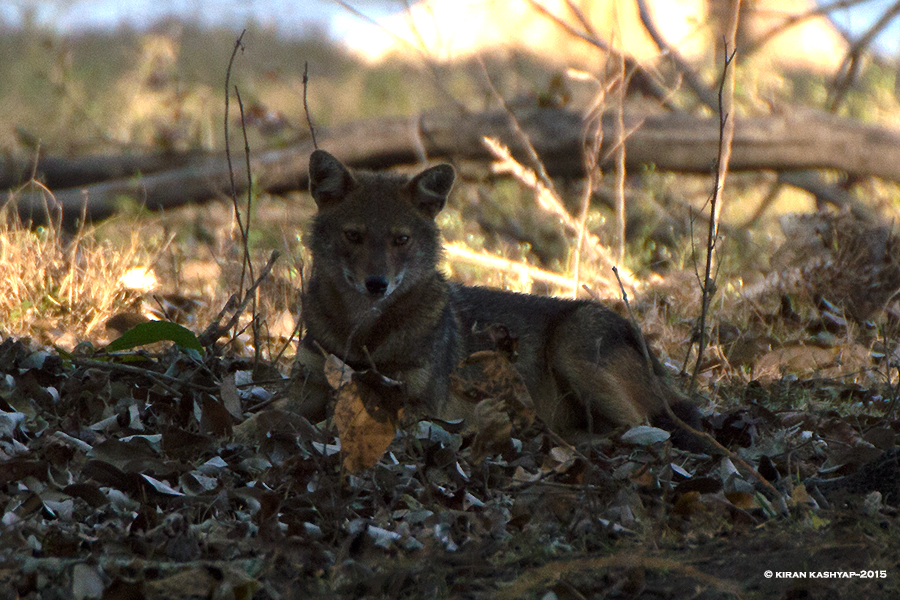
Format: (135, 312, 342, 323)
(119, 267, 158, 292)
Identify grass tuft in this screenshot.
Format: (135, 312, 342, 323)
(0, 196, 154, 346)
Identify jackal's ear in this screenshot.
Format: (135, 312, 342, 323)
(408, 164, 455, 220)
(309, 150, 356, 208)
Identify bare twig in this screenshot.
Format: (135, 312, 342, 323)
(224, 31, 248, 253)
(613, 52, 627, 266)
(302, 62, 318, 149)
(659, 395, 781, 500)
(612, 266, 651, 368)
(563, 0, 599, 38)
(234, 86, 255, 288)
(688, 35, 738, 395)
(477, 60, 562, 200)
(71, 358, 218, 394)
(572, 72, 605, 298)
(223, 31, 265, 361)
(477, 60, 640, 294)
(482, 139, 573, 229)
(233, 86, 262, 363)
(445, 242, 593, 291)
(614, 266, 778, 503)
(480, 137, 638, 294)
(199, 250, 280, 347)
(223, 31, 255, 306)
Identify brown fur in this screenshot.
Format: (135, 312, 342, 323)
(299, 150, 697, 442)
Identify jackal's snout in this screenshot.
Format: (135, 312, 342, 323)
(342, 264, 405, 298)
(365, 275, 389, 296)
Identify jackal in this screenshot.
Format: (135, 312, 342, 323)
(298, 150, 697, 441)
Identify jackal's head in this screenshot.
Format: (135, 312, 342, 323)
(307, 150, 455, 303)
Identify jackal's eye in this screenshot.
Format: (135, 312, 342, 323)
(344, 230, 363, 244)
(393, 235, 410, 247)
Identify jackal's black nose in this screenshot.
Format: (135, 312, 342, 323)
(365, 276, 389, 296)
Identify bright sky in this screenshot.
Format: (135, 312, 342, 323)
(0, 0, 385, 38)
(1, 0, 899, 54)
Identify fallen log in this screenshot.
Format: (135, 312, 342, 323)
(6, 106, 900, 226)
(0, 150, 212, 191)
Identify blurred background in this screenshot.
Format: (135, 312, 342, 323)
(2, 0, 900, 50)
(5, 0, 900, 368)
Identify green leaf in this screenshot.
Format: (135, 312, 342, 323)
(106, 321, 204, 354)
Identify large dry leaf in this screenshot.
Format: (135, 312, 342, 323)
(323, 355, 403, 473)
(333, 379, 398, 474)
(468, 397, 512, 464)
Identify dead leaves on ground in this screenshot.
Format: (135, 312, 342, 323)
(327, 337, 538, 473)
(2, 326, 900, 598)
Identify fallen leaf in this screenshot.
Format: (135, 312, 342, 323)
(220, 373, 243, 420)
(725, 491, 758, 510)
(333, 380, 398, 473)
(673, 490, 704, 517)
(620, 425, 670, 446)
(469, 397, 512, 464)
(541, 444, 578, 475)
(72, 563, 104, 600)
(324, 353, 354, 389)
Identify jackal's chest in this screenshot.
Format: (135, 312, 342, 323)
(303, 298, 445, 371)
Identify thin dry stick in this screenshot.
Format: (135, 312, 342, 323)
(612, 266, 651, 368)
(198, 250, 281, 347)
(688, 37, 738, 395)
(614, 51, 627, 266)
(223, 30, 253, 294)
(483, 138, 574, 229)
(478, 59, 644, 295)
(477, 60, 563, 201)
(571, 80, 604, 299)
(71, 358, 218, 394)
(302, 62, 318, 149)
(235, 87, 255, 286)
(566, 67, 611, 298)
(660, 393, 781, 500)
(711, 2, 739, 270)
(444, 241, 578, 289)
(234, 87, 263, 364)
(480, 138, 638, 293)
(612, 270, 770, 501)
(566, 63, 645, 296)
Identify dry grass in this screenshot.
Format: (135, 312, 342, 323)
(0, 188, 309, 359)
(0, 202, 154, 347)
